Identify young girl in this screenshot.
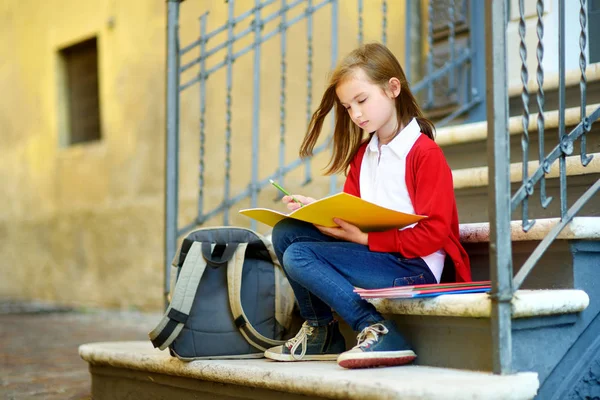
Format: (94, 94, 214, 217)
(264, 43, 471, 369)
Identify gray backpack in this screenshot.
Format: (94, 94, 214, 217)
(149, 227, 296, 360)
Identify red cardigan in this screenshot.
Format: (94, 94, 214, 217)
(343, 134, 472, 282)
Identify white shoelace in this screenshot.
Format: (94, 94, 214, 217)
(353, 323, 389, 350)
(286, 322, 314, 360)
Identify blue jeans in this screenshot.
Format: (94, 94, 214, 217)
(272, 219, 436, 332)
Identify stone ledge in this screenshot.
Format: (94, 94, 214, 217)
(452, 152, 600, 189)
(508, 64, 600, 97)
(79, 341, 539, 400)
(459, 217, 600, 243)
(369, 289, 589, 319)
(436, 103, 599, 147)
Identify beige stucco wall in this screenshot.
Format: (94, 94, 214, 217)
(0, 0, 407, 311)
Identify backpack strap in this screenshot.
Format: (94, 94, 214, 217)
(259, 236, 295, 332)
(226, 243, 287, 351)
(149, 241, 207, 350)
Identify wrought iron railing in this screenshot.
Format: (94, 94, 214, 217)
(176, 0, 340, 237)
(487, 0, 599, 374)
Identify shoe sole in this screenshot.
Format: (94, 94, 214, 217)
(264, 350, 340, 362)
(337, 350, 416, 369)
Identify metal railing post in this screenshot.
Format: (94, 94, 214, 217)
(251, 0, 262, 232)
(467, 0, 486, 122)
(404, 0, 411, 81)
(164, 0, 183, 310)
(329, 0, 338, 194)
(485, 0, 513, 375)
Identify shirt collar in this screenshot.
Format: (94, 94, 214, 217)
(366, 118, 422, 158)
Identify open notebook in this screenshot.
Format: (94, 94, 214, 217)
(239, 192, 426, 232)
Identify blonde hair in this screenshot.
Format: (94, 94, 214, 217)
(300, 42, 435, 175)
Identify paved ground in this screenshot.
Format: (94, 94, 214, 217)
(0, 301, 161, 400)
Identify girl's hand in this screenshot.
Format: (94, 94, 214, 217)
(282, 194, 316, 211)
(315, 218, 368, 246)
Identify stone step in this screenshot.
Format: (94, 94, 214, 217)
(79, 341, 539, 400)
(426, 65, 600, 126)
(459, 216, 600, 287)
(368, 289, 589, 319)
(452, 153, 600, 190)
(507, 64, 600, 117)
(451, 153, 599, 223)
(438, 103, 600, 170)
(460, 217, 600, 243)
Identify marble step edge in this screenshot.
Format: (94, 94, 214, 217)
(79, 341, 539, 400)
(507, 63, 600, 97)
(369, 289, 589, 319)
(452, 152, 600, 189)
(459, 216, 600, 243)
(436, 103, 599, 147)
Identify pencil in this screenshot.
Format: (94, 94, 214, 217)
(269, 179, 304, 207)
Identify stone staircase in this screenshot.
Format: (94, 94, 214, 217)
(79, 72, 600, 399)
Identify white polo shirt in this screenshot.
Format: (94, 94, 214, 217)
(359, 118, 446, 283)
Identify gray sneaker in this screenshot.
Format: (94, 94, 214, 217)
(264, 320, 346, 361)
(337, 320, 416, 369)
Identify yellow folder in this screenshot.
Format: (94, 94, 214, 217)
(239, 192, 427, 232)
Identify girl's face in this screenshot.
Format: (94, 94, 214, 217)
(335, 68, 400, 138)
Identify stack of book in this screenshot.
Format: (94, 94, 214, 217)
(354, 281, 491, 299)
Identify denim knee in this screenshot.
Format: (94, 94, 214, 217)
(272, 219, 314, 257)
(272, 219, 296, 253)
(281, 242, 312, 281)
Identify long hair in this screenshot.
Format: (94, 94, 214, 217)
(300, 42, 435, 175)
